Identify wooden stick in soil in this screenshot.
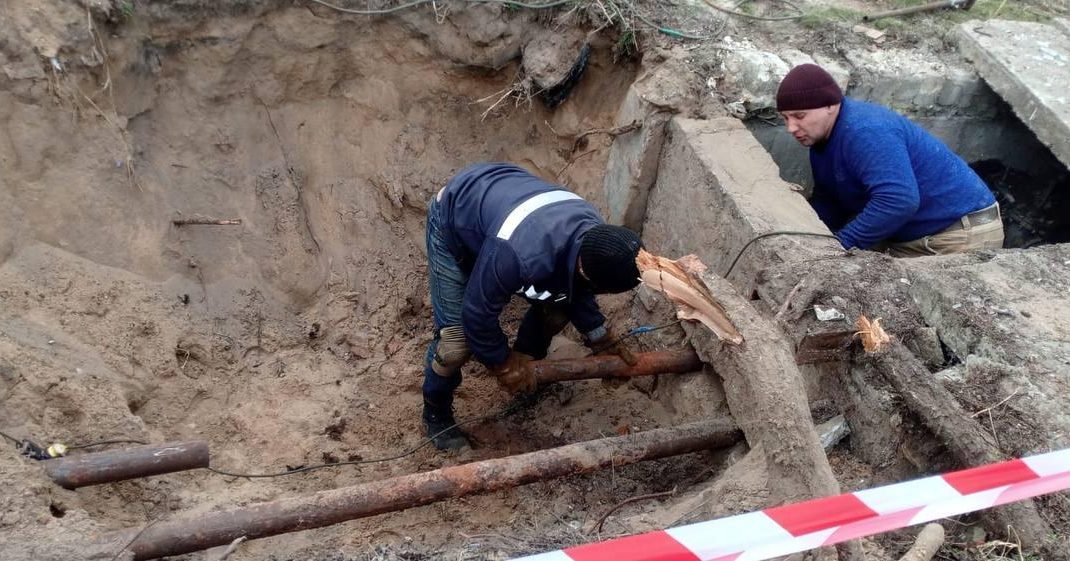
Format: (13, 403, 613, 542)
(107, 419, 741, 560)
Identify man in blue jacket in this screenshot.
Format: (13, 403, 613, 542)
(776, 64, 1004, 256)
(422, 163, 643, 449)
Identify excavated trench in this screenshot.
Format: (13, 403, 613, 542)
(3, 4, 1069, 561)
(0, 4, 742, 561)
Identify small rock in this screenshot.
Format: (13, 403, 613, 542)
(814, 305, 845, 321)
(636, 284, 660, 313)
(725, 100, 748, 119)
(1021, 310, 1032, 318)
(964, 525, 987, 547)
(817, 415, 850, 449)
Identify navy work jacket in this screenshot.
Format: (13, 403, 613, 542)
(435, 163, 605, 366)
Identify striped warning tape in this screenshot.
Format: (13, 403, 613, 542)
(511, 448, 1070, 561)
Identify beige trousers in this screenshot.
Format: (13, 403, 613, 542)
(887, 205, 1005, 258)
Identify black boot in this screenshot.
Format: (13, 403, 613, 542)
(422, 401, 470, 451)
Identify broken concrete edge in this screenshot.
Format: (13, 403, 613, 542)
(604, 58, 696, 232)
(954, 21, 1070, 170)
(900, 246, 1070, 457)
(603, 96, 673, 231)
(719, 48, 849, 117)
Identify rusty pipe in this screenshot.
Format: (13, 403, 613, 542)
(863, 0, 974, 21)
(531, 350, 703, 384)
(111, 419, 740, 560)
(43, 441, 209, 489)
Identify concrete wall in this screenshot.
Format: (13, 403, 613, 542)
(603, 86, 672, 231)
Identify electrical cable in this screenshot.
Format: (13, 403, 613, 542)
(632, 12, 717, 41)
(723, 231, 842, 278)
(307, 0, 574, 16)
(586, 320, 683, 356)
(68, 438, 149, 450)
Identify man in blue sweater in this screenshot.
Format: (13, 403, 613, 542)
(776, 64, 1003, 255)
(422, 163, 643, 449)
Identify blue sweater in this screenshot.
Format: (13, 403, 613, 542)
(809, 98, 996, 249)
(436, 163, 606, 366)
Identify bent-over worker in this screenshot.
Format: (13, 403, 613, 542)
(422, 162, 643, 450)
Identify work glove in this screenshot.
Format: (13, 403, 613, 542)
(489, 351, 537, 395)
(589, 325, 638, 366)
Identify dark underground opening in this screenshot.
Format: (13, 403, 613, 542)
(970, 158, 1070, 247)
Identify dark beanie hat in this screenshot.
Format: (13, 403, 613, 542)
(776, 63, 843, 112)
(579, 225, 643, 294)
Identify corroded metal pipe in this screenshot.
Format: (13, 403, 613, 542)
(44, 441, 209, 489)
(114, 419, 740, 560)
(531, 350, 703, 384)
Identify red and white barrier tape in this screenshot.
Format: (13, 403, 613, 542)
(511, 448, 1070, 561)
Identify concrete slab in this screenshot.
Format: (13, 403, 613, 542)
(845, 48, 998, 117)
(1054, 18, 1069, 36)
(956, 20, 1070, 169)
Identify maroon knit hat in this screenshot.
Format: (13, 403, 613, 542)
(776, 64, 843, 111)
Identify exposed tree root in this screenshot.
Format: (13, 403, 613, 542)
(863, 342, 1066, 561)
(686, 269, 864, 561)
